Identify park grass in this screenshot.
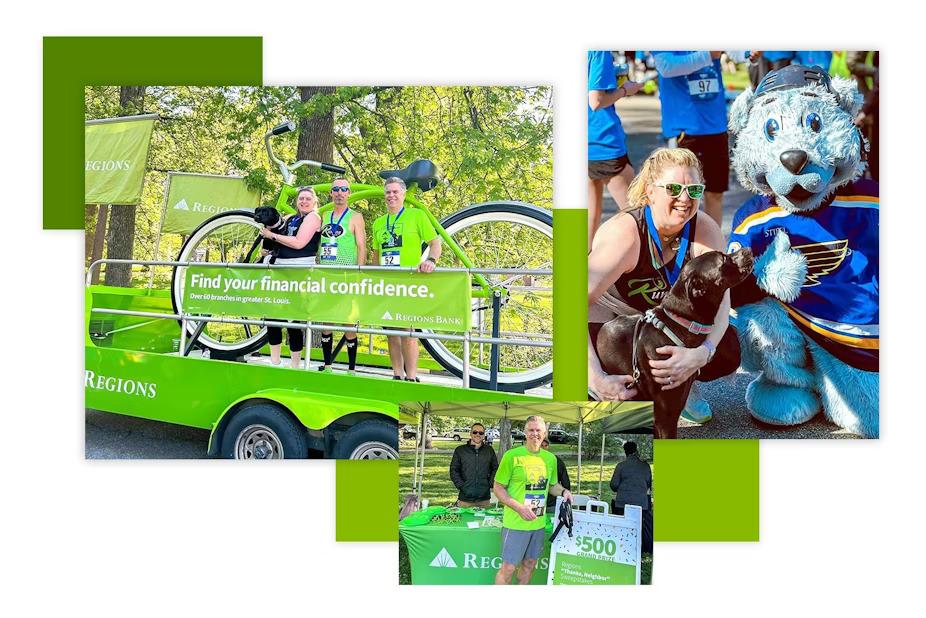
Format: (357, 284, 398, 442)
(725, 64, 752, 92)
(398, 446, 654, 585)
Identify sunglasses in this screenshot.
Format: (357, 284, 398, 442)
(655, 183, 705, 199)
(471, 430, 484, 435)
(331, 186, 350, 193)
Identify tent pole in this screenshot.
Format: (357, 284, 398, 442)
(412, 410, 421, 492)
(577, 418, 584, 494)
(417, 407, 429, 505)
(599, 433, 606, 498)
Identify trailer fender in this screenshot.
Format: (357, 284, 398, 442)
(208, 390, 399, 455)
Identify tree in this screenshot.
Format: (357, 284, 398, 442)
(104, 86, 146, 286)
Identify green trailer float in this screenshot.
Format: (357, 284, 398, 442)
(85, 269, 550, 460)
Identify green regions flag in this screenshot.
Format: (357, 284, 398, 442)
(85, 115, 156, 204)
(163, 173, 261, 234)
(182, 266, 472, 332)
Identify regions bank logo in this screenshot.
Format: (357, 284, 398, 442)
(429, 547, 457, 568)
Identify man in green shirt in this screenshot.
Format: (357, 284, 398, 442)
(493, 415, 573, 585)
(371, 177, 442, 381)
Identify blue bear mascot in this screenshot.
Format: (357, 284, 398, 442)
(727, 65, 878, 437)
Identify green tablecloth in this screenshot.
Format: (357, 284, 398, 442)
(400, 508, 554, 585)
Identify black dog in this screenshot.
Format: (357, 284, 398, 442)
(253, 206, 287, 260)
(596, 248, 753, 439)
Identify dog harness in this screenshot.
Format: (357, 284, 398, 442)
(627, 309, 714, 388)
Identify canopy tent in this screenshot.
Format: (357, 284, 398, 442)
(401, 401, 654, 503)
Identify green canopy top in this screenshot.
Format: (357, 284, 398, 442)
(399, 401, 653, 431)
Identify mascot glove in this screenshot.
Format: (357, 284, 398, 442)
(754, 231, 807, 302)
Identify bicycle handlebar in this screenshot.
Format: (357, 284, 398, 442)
(320, 162, 347, 174)
(271, 120, 296, 135)
(265, 119, 346, 182)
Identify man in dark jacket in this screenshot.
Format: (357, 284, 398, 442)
(449, 423, 499, 507)
(610, 441, 653, 553)
(541, 438, 571, 509)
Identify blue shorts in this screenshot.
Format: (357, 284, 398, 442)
(500, 527, 546, 564)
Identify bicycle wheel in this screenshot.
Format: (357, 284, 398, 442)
(171, 210, 269, 356)
(420, 202, 553, 392)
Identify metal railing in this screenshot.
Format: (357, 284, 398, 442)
(86, 259, 553, 391)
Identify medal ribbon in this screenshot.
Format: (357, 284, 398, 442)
(644, 205, 691, 286)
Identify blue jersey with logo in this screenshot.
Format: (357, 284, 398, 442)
(794, 51, 832, 71)
(588, 51, 628, 160)
(728, 180, 879, 370)
(655, 52, 727, 137)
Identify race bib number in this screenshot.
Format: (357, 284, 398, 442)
(524, 493, 545, 517)
(687, 67, 720, 100)
(380, 250, 400, 267)
(320, 243, 337, 262)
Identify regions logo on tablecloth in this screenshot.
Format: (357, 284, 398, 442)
(429, 547, 457, 568)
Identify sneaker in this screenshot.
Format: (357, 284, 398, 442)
(681, 382, 712, 424)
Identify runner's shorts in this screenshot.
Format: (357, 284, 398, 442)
(501, 527, 546, 564)
(588, 154, 632, 180)
(676, 132, 730, 193)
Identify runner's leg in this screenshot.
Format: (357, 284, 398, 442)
(403, 336, 419, 380)
(387, 335, 405, 379)
(704, 191, 724, 227)
(346, 333, 358, 370)
(320, 332, 333, 368)
(605, 163, 634, 213)
(516, 558, 538, 585)
(495, 563, 517, 585)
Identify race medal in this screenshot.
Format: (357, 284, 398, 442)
(321, 209, 348, 263)
(380, 209, 404, 267)
(687, 65, 720, 101)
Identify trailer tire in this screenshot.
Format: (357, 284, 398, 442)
(335, 420, 399, 460)
(221, 404, 308, 459)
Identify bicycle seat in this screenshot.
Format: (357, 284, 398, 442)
(379, 159, 440, 192)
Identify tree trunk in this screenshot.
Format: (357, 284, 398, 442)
(90, 205, 109, 285)
(498, 419, 512, 460)
(298, 87, 335, 168)
(104, 86, 146, 287)
(298, 87, 335, 349)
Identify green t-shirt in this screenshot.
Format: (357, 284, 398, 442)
(494, 446, 558, 531)
(371, 207, 437, 268)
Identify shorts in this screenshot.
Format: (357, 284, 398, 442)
(588, 155, 632, 181)
(500, 527, 546, 564)
(676, 132, 730, 193)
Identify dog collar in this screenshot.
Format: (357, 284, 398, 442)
(664, 309, 714, 335)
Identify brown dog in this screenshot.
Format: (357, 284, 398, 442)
(596, 248, 753, 438)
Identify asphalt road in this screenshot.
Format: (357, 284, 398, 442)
(601, 94, 860, 439)
(85, 409, 210, 459)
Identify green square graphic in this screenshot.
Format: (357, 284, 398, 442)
(337, 460, 400, 542)
(654, 439, 760, 541)
(43, 36, 262, 229)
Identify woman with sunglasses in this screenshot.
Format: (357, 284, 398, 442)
(258, 186, 322, 368)
(588, 148, 740, 423)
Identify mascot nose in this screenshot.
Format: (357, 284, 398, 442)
(780, 149, 809, 174)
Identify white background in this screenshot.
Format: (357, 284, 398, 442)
(2, 2, 920, 615)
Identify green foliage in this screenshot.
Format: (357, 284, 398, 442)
(84, 85, 552, 288)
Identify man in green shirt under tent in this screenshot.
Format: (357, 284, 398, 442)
(493, 415, 573, 585)
(371, 176, 442, 382)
